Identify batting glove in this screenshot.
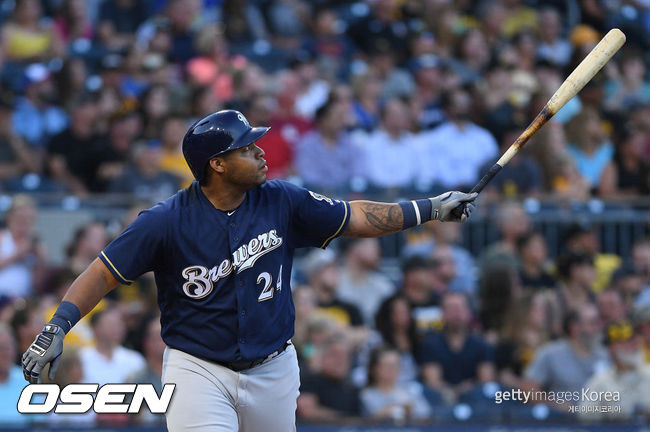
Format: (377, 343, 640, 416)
(429, 191, 478, 222)
(22, 324, 64, 384)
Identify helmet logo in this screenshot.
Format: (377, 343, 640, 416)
(237, 113, 250, 127)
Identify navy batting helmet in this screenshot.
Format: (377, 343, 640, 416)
(182, 110, 270, 182)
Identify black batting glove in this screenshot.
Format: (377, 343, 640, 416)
(22, 324, 64, 384)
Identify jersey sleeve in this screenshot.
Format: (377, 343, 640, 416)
(281, 182, 350, 249)
(99, 208, 166, 285)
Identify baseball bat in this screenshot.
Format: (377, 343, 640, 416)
(451, 28, 625, 217)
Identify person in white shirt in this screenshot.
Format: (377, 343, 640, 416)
(337, 238, 395, 326)
(417, 88, 498, 190)
(79, 304, 146, 385)
(358, 98, 419, 190)
(0, 195, 47, 299)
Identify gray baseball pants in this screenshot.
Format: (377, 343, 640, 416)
(162, 344, 300, 431)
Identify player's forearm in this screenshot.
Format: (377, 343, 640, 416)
(343, 201, 404, 238)
(344, 192, 478, 238)
(61, 258, 120, 317)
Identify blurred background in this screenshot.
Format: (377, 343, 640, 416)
(0, 0, 649, 430)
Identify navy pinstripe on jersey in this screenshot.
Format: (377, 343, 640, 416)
(99, 180, 350, 363)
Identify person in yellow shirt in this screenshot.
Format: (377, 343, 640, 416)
(1, 0, 63, 62)
(158, 115, 194, 188)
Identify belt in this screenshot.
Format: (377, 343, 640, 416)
(216, 341, 291, 372)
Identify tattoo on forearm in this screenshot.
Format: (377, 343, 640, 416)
(361, 203, 403, 233)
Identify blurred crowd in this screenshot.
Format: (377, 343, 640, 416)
(0, 0, 650, 428)
(0, 0, 648, 200)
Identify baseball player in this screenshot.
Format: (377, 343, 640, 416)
(21, 109, 477, 431)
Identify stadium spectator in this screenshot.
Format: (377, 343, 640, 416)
(563, 223, 622, 293)
(635, 306, 650, 363)
(292, 285, 318, 360)
(418, 292, 496, 405)
(10, 299, 45, 364)
(611, 264, 646, 310)
(53, 0, 94, 45)
(580, 321, 650, 421)
(360, 347, 431, 422)
(94, 109, 142, 191)
(496, 292, 555, 390)
(605, 47, 650, 112)
(267, 0, 310, 50)
(556, 253, 597, 321)
(158, 114, 192, 187)
(0, 324, 28, 426)
(347, 0, 409, 60)
(65, 221, 109, 276)
(565, 107, 614, 189)
(127, 316, 166, 425)
(479, 264, 522, 341)
(298, 335, 362, 421)
(599, 126, 650, 197)
(97, 0, 151, 52)
(478, 125, 543, 198)
(336, 238, 394, 326)
(219, 0, 269, 48)
(399, 256, 441, 331)
(403, 222, 477, 295)
(53, 58, 89, 107)
(374, 296, 420, 384)
(40, 348, 96, 426)
(359, 97, 418, 191)
(186, 25, 238, 102)
(0, 195, 46, 299)
(47, 93, 105, 195)
(410, 54, 445, 130)
(11, 63, 68, 151)
(295, 96, 361, 192)
(350, 69, 382, 132)
(447, 29, 491, 86)
(597, 289, 627, 327)
(79, 304, 146, 385)
(301, 7, 353, 81)
(140, 84, 171, 140)
(517, 231, 557, 293)
(0, 0, 63, 64)
(478, 201, 531, 274)
(419, 87, 498, 190)
(0, 96, 43, 185)
(524, 304, 609, 398)
(108, 141, 180, 202)
(536, 7, 572, 67)
(304, 249, 363, 328)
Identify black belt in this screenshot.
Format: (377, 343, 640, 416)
(216, 341, 291, 372)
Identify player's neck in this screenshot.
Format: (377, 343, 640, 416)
(201, 183, 246, 211)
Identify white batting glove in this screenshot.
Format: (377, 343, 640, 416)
(429, 191, 478, 222)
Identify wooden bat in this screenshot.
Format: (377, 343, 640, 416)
(452, 28, 626, 216)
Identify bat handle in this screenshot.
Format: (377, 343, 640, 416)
(449, 164, 502, 219)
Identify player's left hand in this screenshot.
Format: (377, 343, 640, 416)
(429, 191, 478, 223)
(22, 324, 64, 383)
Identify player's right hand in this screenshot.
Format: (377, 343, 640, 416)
(22, 324, 64, 383)
(429, 191, 478, 222)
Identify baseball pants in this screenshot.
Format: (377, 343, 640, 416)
(162, 344, 300, 432)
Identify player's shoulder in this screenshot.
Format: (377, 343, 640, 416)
(258, 179, 305, 197)
(141, 182, 199, 215)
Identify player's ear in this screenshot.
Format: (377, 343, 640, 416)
(208, 158, 226, 174)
